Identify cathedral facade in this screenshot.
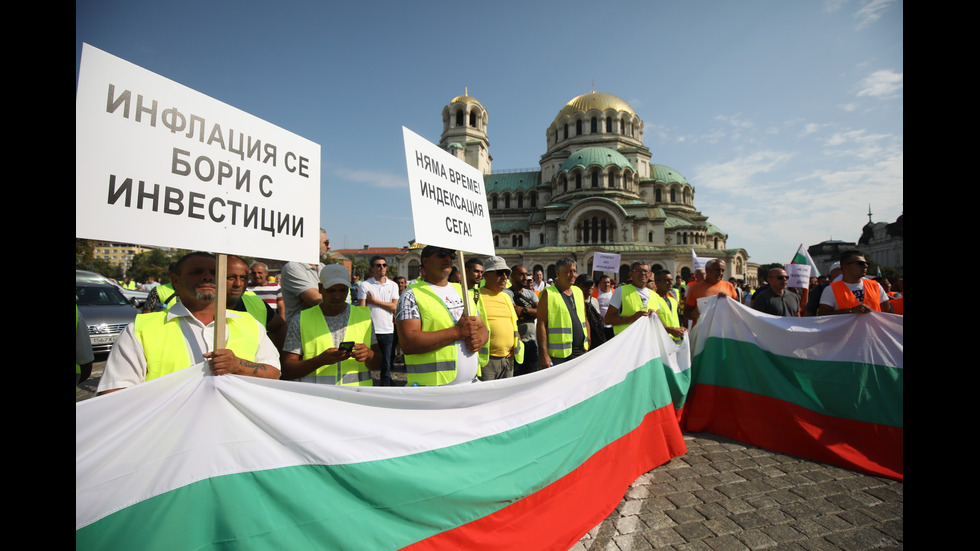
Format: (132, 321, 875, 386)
(402, 90, 751, 284)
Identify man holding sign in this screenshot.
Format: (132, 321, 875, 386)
(97, 252, 282, 395)
(395, 246, 488, 385)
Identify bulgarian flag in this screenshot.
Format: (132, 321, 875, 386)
(76, 316, 689, 550)
(790, 243, 820, 277)
(681, 296, 903, 481)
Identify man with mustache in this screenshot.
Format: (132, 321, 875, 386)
(97, 252, 281, 394)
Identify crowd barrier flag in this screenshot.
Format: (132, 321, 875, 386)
(682, 297, 903, 481)
(77, 314, 688, 550)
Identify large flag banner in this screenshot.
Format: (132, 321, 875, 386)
(682, 297, 903, 481)
(77, 316, 689, 550)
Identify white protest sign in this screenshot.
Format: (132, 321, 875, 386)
(76, 44, 321, 263)
(786, 263, 811, 289)
(402, 127, 494, 256)
(592, 252, 621, 272)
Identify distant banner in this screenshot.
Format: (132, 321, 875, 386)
(403, 127, 493, 255)
(592, 252, 621, 272)
(786, 263, 811, 288)
(76, 44, 321, 263)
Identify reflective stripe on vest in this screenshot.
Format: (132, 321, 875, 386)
(545, 285, 588, 359)
(830, 280, 881, 312)
(241, 292, 268, 327)
(135, 311, 260, 381)
(613, 285, 647, 336)
(299, 305, 373, 386)
(405, 282, 476, 386)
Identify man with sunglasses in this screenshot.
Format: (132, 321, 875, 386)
(751, 267, 800, 317)
(818, 250, 892, 315)
(395, 246, 488, 385)
(358, 255, 399, 386)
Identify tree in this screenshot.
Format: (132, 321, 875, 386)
(128, 248, 176, 284)
(76, 239, 123, 280)
(756, 263, 783, 284)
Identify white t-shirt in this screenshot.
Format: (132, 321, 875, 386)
(597, 289, 613, 328)
(357, 277, 399, 334)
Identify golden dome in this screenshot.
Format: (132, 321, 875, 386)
(449, 87, 484, 109)
(553, 91, 635, 125)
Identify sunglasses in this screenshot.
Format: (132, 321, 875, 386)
(373, 263, 387, 268)
(434, 250, 456, 260)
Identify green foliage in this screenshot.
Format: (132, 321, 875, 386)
(128, 249, 177, 284)
(756, 262, 784, 283)
(75, 239, 123, 280)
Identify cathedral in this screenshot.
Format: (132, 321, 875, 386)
(402, 90, 751, 285)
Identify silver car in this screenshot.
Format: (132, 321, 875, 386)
(75, 269, 148, 308)
(76, 283, 139, 354)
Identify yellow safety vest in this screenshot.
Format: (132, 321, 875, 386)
(241, 291, 268, 327)
(134, 311, 260, 381)
(158, 284, 177, 309)
(613, 285, 648, 336)
(545, 285, 589, 359)
(405, 282, 480, 386)
(299, 305, 373, 386)
(474, 289, 524, 366)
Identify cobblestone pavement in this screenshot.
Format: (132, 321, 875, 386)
(79, 366, 902, 551)
(572, 434, 902, 551)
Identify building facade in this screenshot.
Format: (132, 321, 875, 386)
(399, 90, 750, 284)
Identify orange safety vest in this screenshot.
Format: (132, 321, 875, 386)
(830, 280, 881, 312)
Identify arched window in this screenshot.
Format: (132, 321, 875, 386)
(671, 189, 676, 202)
(575, 173, 582, 190)
(539, 233, 544, 245)
(518, 235, 524, 247)
(563, 124, 568, 139)
(517, 193, 524, 208)
(504, 194, 511, 209)
(714, 238, 719, 249)
(456, 111, 464, 127)
(530, 192, 537, 207)
(648, 231, 653, 242)
(620, 120, 625, 134)
(591, 172, 599, 188)
(576, 120, 582, 135)
(606, 117, 612, 132)
(492, 195, 498, 209)
(608, 170, 616, 188)
(494, 235, 499, 247)
(512, 235, 517, 247)
(591, 117, 597, 133)
(655, 189, 662, 202)
(469, 111, 476, 127)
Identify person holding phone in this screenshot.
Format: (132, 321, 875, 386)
(281, 264, 379, 385)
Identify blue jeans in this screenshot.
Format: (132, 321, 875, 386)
(376, 333, 394, 386)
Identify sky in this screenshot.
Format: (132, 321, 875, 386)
(76, 0, 903, 266)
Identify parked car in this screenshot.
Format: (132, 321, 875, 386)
(76, 269, 148, 307)
(76, 283, 139, 354)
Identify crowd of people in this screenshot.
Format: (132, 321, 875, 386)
(82, 229, 901, 391)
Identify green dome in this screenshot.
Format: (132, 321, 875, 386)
(559, 147, 633, 173)
(650, 164, 689, 185)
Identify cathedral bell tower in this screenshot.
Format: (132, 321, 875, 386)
(440, 88, 492, 175)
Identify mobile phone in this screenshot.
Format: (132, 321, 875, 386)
(338, 341, 354, 353)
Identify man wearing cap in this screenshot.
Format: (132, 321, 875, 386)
(395, 246, 488, 386)
(97, 252, 281, 394)
(477, 256, 524, 380)
(281, 264, 379, 385)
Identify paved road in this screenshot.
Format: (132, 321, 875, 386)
(78, 366, 902, 550)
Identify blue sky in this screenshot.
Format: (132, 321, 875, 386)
(76, 0, 903, 266)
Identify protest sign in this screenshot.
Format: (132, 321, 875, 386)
(786, 263, 811, 289)
(402, 127, 494, 256)
(592, 252, 621, 272)
(76, 43, 321, 263)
